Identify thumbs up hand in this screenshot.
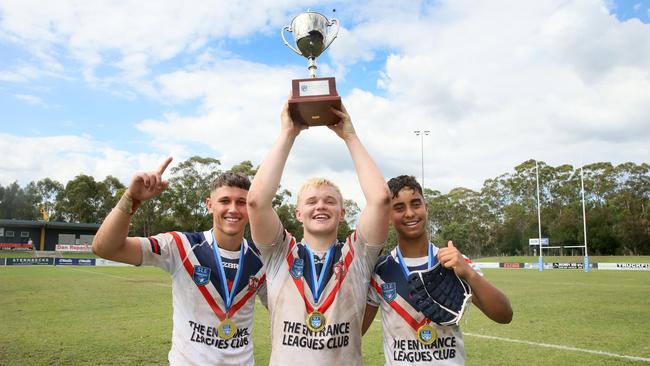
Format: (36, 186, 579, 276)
(437, 240, 472, 278)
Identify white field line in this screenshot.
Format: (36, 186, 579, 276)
(464, 332, 650, 363)
(62, 266, 172, 288)
(371, 319, 649, 362)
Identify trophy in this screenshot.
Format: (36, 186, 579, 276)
(282, 11, 341, 126)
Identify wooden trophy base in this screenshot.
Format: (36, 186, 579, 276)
(288, 77, 342, 126)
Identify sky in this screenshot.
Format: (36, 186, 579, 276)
(1, 0, 649, 206)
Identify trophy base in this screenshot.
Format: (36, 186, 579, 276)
(289, 77, 341, 126)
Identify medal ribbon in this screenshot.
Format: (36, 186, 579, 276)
(287, 233, 355, 314)
(171, 232, 263, 322)
(395, 243, 436, 280)
(211, 230, 246, 315)
(304, 244, 335, 304)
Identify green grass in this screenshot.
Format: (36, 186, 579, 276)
(1, 267, 648, 365)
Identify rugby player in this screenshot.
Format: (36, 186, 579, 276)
(247, 100, 391, 365)
(93, 160, 266, 365)
(362, 175, 512, 365)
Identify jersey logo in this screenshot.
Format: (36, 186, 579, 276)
(381, 282, 397, 302)
(248, 275, 260, 291)
(290, 258, 304, 279)
(193, 265, 211, 286)
(333, 259, 346, 280)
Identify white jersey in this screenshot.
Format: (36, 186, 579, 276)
(140, 230, 267, 366)
(258, 225, 383, 366)
(368, 245, 482, 366)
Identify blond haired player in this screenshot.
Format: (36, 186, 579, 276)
(247, 99, 391, 365)
(93, 162, 266, 365)
(362, 175, 512, 365)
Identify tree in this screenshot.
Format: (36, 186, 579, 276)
(168, 156, 222, 232)
(0, 182, 36, 220)
(25, 178, 64, 220)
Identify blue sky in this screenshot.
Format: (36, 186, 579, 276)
(1, 0, 649, 205)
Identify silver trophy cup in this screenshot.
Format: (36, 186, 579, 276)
(282, 11, 339, 78)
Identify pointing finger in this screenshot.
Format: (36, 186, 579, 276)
(158, 157, 173, 175)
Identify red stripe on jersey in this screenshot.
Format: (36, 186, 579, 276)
(371, 278, 426, 331)
(286, 236, 313, 311)
(171, 232, 226, 320)
(229, 274, 266, 315)
(315, 235, 354, 313)
(286, 232, 355, 314)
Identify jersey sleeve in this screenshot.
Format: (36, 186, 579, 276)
(256, 223, 291, 284)
(139, 232, 178, 274)
(366, 279, 381, 307)
(349, 230, 383, 279)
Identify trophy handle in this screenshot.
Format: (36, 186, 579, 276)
(281, 26, 303, 56)
(322, 18, 340, 53)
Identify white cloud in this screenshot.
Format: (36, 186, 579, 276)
(0, 134, 170, 187)
(1, 0, 648, 207)
(0, 0, 321, 86)
(15, 94, 47, 107)
(333, 0, 650, 193)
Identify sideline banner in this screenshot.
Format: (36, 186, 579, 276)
(475, 262, 500, 269)
(95, 258, 133, 267)
(55, 244, 93, 252)
(0, 243, 34, 250)
(597, 263, 650, 271)
(55, 258, 96, 266)
(6, 258, 54, 265)
(0, 258, 5, 266)
(552, 262, 584, 269)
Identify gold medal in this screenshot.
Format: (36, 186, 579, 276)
(416, 324, 436, 345)
(217, 318, 237, 340)
(306, 311, 326, 332)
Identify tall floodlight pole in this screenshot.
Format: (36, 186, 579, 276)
(536, 160, 543, 272)
(413, 130, 430, 189)
(581, 166, 590, 272)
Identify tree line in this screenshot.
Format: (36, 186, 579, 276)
(0, 157, 647, 256)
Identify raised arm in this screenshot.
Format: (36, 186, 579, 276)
(247, 102, 306, 245)
(92, 157, 172, 265)
(438, 241, 513, 324)
(329, 105, 391, 245)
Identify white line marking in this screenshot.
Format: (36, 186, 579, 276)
(464, 332, 650, 362)
(370, 320, 648, 362)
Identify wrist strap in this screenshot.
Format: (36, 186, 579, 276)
(116, 193, 141, 216)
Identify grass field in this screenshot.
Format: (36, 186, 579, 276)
(1, 266, 648, 365)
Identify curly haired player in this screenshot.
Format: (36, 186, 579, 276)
(362, 175, 512, 365)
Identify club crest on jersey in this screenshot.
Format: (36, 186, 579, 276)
(333, 260, 346, 280)
(193, 265, 211, 286)
(381, 282, 397, 302)
(248, 276, 260, 291)
(291, 258, 304, 278)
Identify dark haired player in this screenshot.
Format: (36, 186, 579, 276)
(93, 158, 266, 365)
(362, 175, 512, 365)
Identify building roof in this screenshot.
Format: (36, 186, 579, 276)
(0, 219, 100, 230)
